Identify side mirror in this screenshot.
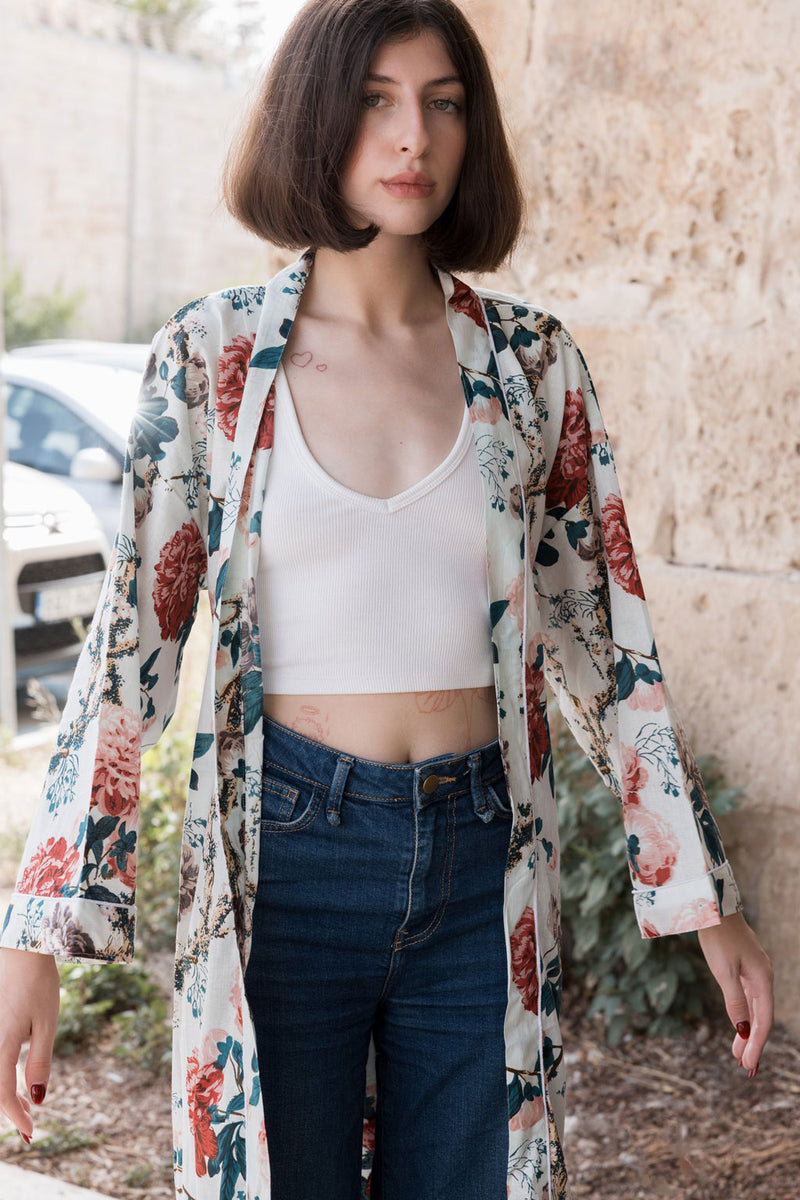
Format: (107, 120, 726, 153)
(71, 447, 123, 483)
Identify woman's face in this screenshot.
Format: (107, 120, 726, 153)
(340, 30, 468, 239)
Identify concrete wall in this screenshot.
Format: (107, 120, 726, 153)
(0, 0, 281, 340)
(463, 0, 800, 1033)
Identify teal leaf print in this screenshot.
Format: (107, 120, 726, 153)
(193, 733, 215, 758)
(133, 395, 179, 463)
(616, 653, 636, 701)
(508, 1072, 524, 1118)
(490, 599, 510, 629)
(249, 345, 284, 370)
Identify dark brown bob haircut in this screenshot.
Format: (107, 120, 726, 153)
(223, 0, 524, 273)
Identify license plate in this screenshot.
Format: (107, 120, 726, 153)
(34, 580, 103, 623)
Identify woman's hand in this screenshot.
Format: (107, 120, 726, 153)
(697, 911, 773, 1077)
(0, 947, 60, 1142)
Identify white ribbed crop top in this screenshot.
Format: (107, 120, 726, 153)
(255, 362, 495, 693)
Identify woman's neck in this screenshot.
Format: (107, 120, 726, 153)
(302, 235, 444, 333)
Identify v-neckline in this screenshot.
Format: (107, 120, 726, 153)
(274, 361, 471, 513)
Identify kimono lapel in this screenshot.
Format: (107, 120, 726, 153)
(438, 269, 532, 810)
(213, 256, 312, 609)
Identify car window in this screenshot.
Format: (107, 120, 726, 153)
(5, 385, 117, 476)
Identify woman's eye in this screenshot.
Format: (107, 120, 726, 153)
(361, 93, 385, 109)
(430, 97, 463, 113)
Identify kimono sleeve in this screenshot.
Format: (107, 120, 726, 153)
(531, 328, 742, 938)
(0, 324, 209, 964)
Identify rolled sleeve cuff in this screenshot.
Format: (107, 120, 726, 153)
(632, 861, 742, 938)
(1, 893, 135, 963)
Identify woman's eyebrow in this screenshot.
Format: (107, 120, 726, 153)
(365, 72, 464, 87)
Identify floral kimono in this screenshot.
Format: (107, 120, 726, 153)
(1, 252, 741, 1200)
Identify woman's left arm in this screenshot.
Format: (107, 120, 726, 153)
(697, 912, 774, 1075)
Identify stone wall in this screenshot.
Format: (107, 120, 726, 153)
(0, 0, 279, 340)
(462, 0, 800, 1033)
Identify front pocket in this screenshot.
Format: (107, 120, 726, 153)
(485, 774, 513, 820)
(260, 763, 324, 832)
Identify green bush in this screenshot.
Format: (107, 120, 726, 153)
(555, 718, 739, 1044)
(56, 961, 161, 1055)
(2, 267, 83, 350)
(137, 726, 193, 952)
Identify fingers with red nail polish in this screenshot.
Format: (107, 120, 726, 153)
(29, 1083, 46, 1105)
(736, 1020, 751, 1039)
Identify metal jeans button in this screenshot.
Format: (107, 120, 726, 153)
(422, 774, 440, 794)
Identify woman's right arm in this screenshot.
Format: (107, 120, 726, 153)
(0, 322, 211, 1137)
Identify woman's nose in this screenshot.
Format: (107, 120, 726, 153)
(395, 103, 430, 157)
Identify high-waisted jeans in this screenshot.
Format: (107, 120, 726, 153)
(244, 714, 513, 1200)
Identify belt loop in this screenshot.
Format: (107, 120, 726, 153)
(469, 751, 494, 823)
(326, 754, 353, 826)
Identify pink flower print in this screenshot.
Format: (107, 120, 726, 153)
(509, 1095, 544, 1132)
(469, 393, 503, 424)
(628, 680, 667, 712)
(217, 334, 256, 441)
(641, 919, 660, 939)
(621, 745, 649, 800)
(545, 388, 589, 511)
(505, 572, 525, 630)
(91, 706, 140, 818)
(624, 804, 680, 888)
(601, 493, 645, 598)
(668, 898, 720, 933)
(510, 906, 540, 1014)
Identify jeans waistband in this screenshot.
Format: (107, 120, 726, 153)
(262, 713, 506, 812)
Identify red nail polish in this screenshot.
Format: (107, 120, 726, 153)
(20, 1132, 31, 1145)
(30, 1083, 47, 1105)
(735, 1020, 751, 1039)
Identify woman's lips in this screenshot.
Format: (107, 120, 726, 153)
(382, 174, 435, 198)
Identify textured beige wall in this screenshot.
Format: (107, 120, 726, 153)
(463, 0, 800, 1032)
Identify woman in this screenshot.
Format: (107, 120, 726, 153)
(0, 1, 773, 1198)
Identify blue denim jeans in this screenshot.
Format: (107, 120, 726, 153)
(244, 715, 512, 1200)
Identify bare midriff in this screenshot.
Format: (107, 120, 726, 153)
(262, 687, 499, 764)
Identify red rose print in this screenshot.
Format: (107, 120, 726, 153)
(153, 521, 206, 640)
(641, 919, 660, 939)
(601, 494, 645, 599)
(187, 1052, 225, 1177)
(91, 706, 140, 818)
(525, 663, 549, 782)
(510, 906, 540, 1013)
(545, 389, 589, 511)
(624, 803, 679, 887)
(217, 334, 256, 442)
(449, 277, 486, 329)
(362, 1116, 376, 1153)
(257, 380, 276, 449)
(19, 836, 80, 897)
(621, 744, 649, 800)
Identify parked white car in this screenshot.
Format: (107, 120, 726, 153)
(3, 461, 110, 681)
(3, 351, 146, 545)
